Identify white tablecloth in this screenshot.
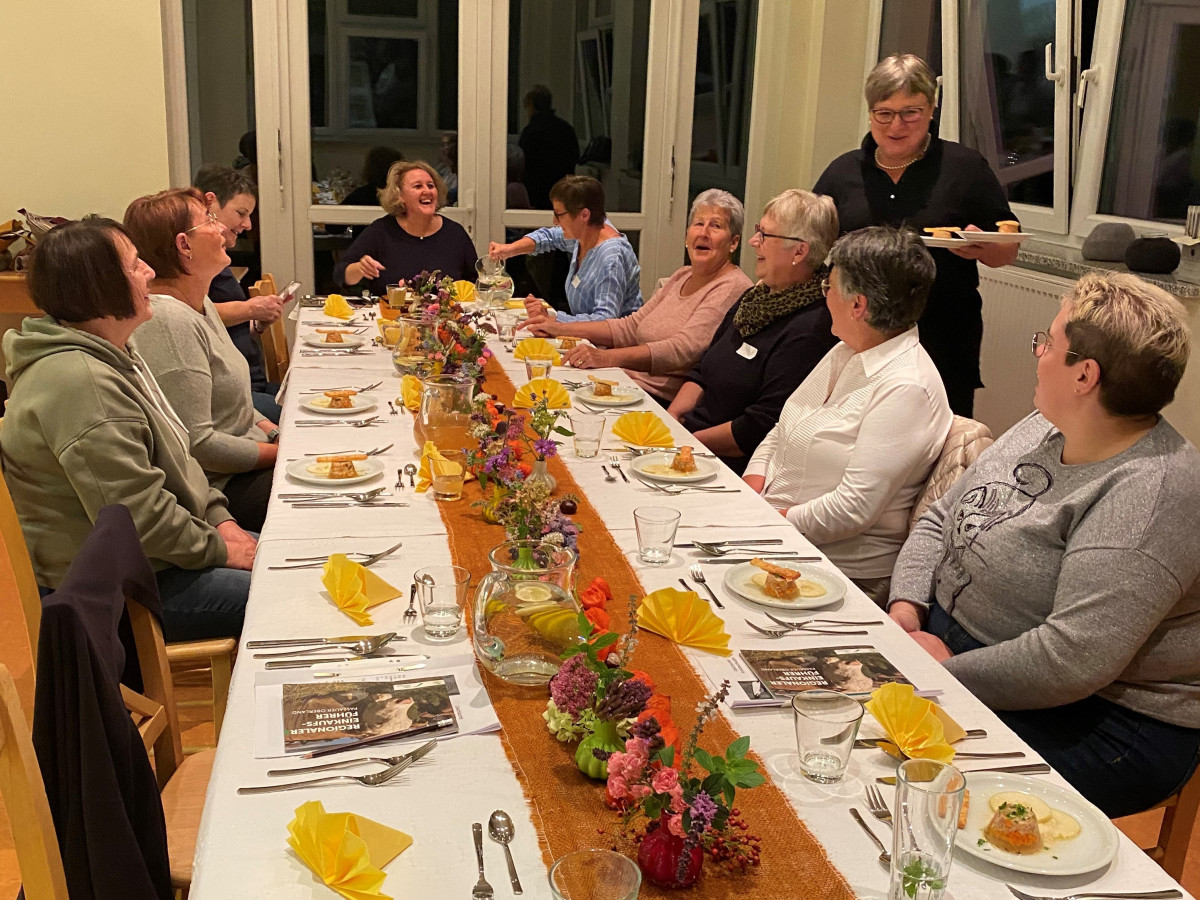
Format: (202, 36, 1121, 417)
(190, 337, 1194, 900)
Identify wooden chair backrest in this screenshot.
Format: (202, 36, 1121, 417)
(124, 598, 184, 789)
(249, 272, 290, 383)
(0, 663, 69, 900)
(1147, 756, 1200, 879)
(0, 446, 43, 722)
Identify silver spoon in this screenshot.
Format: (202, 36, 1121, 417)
(600, 465, 617, 482)
(488, 811, 523, 894)
(849, 808, 890, 865)
(404, 463, 417, 487)
(252, 633, 397, 659)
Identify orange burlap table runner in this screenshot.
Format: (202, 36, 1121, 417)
(435, 358, 854, 899)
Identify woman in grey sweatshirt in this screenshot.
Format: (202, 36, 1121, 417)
(889, 272, 1200, 818)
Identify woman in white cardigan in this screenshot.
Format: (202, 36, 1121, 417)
(743, 227, 952, 605)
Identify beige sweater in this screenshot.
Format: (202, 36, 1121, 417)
(605, 265, 751, 400)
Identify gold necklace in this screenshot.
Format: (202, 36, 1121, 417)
(874, 134, 931, 171)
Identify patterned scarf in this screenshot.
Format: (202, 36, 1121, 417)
(732, 265, 829, 340)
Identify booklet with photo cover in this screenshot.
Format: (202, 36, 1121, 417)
(282, 675, 456, 744)
(740, 645, 912, 700)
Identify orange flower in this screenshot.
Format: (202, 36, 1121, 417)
(595, 641, 616, 663)
(584, 607, 610, 630)
(579, 584, 608, 610)
(589, 576, 613, 601)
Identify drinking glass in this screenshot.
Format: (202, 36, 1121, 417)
(493, 309, 520, 345)
(525, 355, 555, 381)
(569, 412, 606, 458)
(431, 449, 465, 502)
(634, 507, 680, 566)
(414, 565, 471, 641)
(791, 690, 863, 783)
(549, 849, 641, 900)
(386, 283, 407, 308)
(888, 759, 965, 900)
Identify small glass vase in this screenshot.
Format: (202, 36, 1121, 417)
(526, 458, 557, 493)
(575, 718, 624, 780)
(637, 815, 704, 889)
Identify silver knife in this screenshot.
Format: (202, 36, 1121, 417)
(247, 634, 403, 648)
(265, 659, 427, 671)
(675, 540, 784, 548)
(266, 738, 437, 776)
(876, 763, 1051, 784)
(700, 556, 823, 565)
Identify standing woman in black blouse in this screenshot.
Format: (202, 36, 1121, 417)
(814, 54, 1019, 417)
(333, 160, 477, 293)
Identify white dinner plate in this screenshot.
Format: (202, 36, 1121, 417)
(722, 562, 846, 610)
(573, 383, 644, 407)
(630, 451, 719, 484)
(302, 333, 366, 348)
(921, 236, 973, 249)
(284, 457, 384, 487)
(954, 772, 1118, 876)
(299, 392, 379, 416)
(951, 230, 1032, 244)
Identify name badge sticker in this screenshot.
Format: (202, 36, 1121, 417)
(571, 275, 582, 288)
(736, 342, 758, 360)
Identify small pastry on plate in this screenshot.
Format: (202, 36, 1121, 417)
(671, 446, 697, 474)
(588, 375, 618, 397)
(316, 328, 351, 344)
(923, 226, 960, 240)
(559, 337, 579, 350)
(995, 220, 1021, 234)
(751, 558, 802, 599)
(324, 389, 358, 409)
(984, 801, 1044, 855)
(315, 453, 368, 479)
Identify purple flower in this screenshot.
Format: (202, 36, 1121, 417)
(549, 654, 598, 718)
(533, 438, 557, 459)
(688, 791, 718, 831)
(596, 675, 651, 721)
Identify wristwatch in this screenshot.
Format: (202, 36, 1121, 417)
(266, 428, 281, 443)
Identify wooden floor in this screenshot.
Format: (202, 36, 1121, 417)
(1, 599, 1198, 896)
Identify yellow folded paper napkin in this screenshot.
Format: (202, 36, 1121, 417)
(323, 293, 356, 319)
(512, 378, 571, 410)
(513, 337, 562, 365)
(863, 683, 965, 764)
(287, 800, 412, 900)
(416, 441, 463, 493)
(611, 411, 673, 447)
(504, 299, 527, 309)
(637, 587, 731, 656)
(399, 374, 422, 412)
(321, 555, 402, 627)
(453, 280, 476, 304)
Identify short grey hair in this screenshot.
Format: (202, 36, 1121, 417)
(865, 54, 937, 108)
(689, 189, 744, 239)
(828, 226, 935, 334)
(761, 189, 839, 266)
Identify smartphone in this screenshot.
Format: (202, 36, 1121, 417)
(278, 280, 302, 301)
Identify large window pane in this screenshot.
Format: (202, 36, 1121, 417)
(308, 0, 459, 209)
(1099, 1, 1200, 224)
(506, 0, 651, 212)
(879, 0, 942, 74)
(958, 0, 1057, 208)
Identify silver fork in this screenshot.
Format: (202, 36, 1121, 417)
(237, 756, 416, 794)
(765, 613, 884, 630)
(864, 784, 893, 826)
(267, 539, 403, 571)
(472, 823, 494, 900)
(396, 468, 405, 492)
(608, 455, 630, 483)
(404, 583, 418, 622)
(687, 565, 724, 610)
(300, 381, 382, 394)
(745, 620, 868, 638)
(696, 543, 814, 557)
(294, 416, 380, 427)
(1005, 889, 1181, 900)
(388, 400, 398, 416)
(303, 444, 393, 457)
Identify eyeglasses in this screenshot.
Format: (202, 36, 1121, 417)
(551, 208, 572, 222)
(820, 278, 831, 297)
(1031, 331, 1081, 362)
(185, 211, 221, 234)
(869, 106, 928, 125)
(753, 224, 806, 242)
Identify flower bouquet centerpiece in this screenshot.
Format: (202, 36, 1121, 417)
(398, 270, 494, 378)
(605, 681, 764, 889)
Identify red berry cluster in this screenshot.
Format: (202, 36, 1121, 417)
(700, 809, 761, 871)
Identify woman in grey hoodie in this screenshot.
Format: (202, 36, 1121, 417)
(0, 217, 257, 640)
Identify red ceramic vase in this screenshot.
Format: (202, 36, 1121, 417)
(636, 816, 703, 889)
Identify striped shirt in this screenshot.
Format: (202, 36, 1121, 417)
(527, 225, 642, 322)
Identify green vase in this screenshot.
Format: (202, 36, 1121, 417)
(575, 718, 624, 780)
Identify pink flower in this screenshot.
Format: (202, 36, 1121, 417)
(477, 357, 487, 367)
(651, 768, 678, 793)
(667, 814, 685, 838)
(668, 784, 686, 813)
(624, 737, 650, 762)
(630, 783, 652, 800)
(606, 751, 645, 784)
(607, 775, 629, 799)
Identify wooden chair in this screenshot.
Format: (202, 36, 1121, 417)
(249, 272, 290, 383)
(0, 663, 69, 900)
(1144, 759, 1200, 880)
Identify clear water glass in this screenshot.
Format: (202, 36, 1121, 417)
(493, 309, 520, 345)
(414, 565, 471, 641)
(791, 690, 864, 783)
(888, 759, 965, 900)
(634, 506, 680, 566)
(431, 449, 465, 502)
(569, 412, 606, 458)
(548, 849, 641, 900)
(525, 355, 555, 381)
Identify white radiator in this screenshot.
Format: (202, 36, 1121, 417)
(975, 267, 1200, 447)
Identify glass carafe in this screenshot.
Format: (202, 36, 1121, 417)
(476, 255, 515, 311)
(414, 374, 474, 455)
(473, 540, 582, 685)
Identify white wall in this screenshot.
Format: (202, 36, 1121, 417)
(0, 0, 172, 222)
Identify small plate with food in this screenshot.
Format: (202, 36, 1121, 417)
(723, 558, 846, 609)
(575, 376, 644, 407)
(300, 391, 379, 416)
(630, 447, 719, 483)
(303, 329, 366, 348)
(950, 227, 1032, 244)
(954, 772, 1117, 876)
(284, 455, 384, 486)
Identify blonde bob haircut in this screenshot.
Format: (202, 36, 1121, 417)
(1061, 272, 1191, 418)
(761, 189, 840, 267)
(379, 160, 448, 217)
(865, 54, 938, 108)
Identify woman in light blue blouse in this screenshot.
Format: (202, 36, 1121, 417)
(488, 175, 642, 323)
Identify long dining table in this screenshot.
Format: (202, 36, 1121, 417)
(189, 312, 1194, 899)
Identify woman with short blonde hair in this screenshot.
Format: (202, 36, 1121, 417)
(335, 158, 476, 291)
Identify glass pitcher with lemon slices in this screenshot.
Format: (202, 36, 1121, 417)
(473, 540, 582, 685)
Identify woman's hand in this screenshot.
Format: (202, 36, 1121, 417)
(742, 474, 766, 493)
(523, 294, 552, 321)
(948, 225, 1020, 267)
(910, 631, 954, 663)
(564, 344, 608, 369)
(248, 294, 284, 323)
(348, 255, 385, 283)
(216, 520, 258, 571)
(488, 241, 510, 261)
(888, 600, 925, 633)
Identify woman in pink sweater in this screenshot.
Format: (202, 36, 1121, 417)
(522, 189, 752, 402)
